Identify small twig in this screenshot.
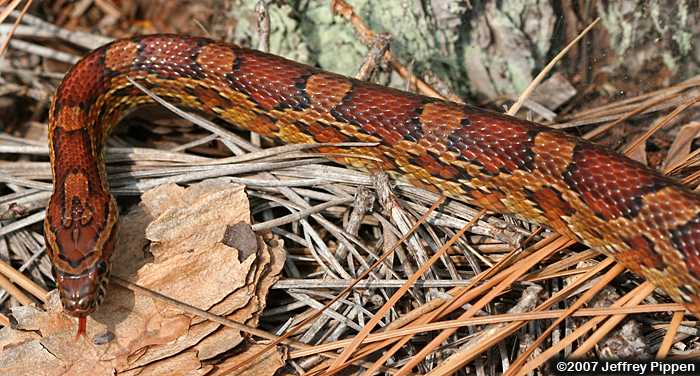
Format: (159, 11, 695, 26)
(657, 310, 685, 358)
(328, 209, 486, 372)
(255, 0, 271, 53)
(222, 197, 446, 374)
(252, 197, 353, 231)
(624, 95, 700, 156)
(571, 283, 656, 357)
(583, 90, 682, 140)
(5, 38, 80, 64)
(505, 259, 623, 376)
(0, 0, 31, 58)
(7, 9, 112, 48)
(0, 257, 48, 303)
(111, 276, 307, 348)
(355, 33, 391, 81)
(0, 210, 45, 237)
(252, 0, 271, 148)
(0, 272, 34, 305)
(126, 77, 260, 153)
(331, 0, 454, 101)
(288, 303, 683, 359)
(394, 236, 573, 375)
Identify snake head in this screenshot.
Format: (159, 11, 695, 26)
(45, 206, 117, 318)
(43, 168, 118, 321)
(52, 257, 111, 316)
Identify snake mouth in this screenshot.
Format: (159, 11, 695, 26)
(59, 288, 99, 316)
(61, 301, 96, 317)
(54, 264, 109, 317)
(53, 265, 110, 338)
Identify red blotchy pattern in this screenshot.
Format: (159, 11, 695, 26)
(413, 153, 461, 180)
(55, 52, 105, 107)
(446, 108, 535, 175)
(625, 234, 665, 271)
(528, 187, 575, 233)
(670, 217, 700, 280)
(46, 128, 111, 275)
(135, 35, 202, 79)
(47, 34, 700, 324)
(565, 144, 662, 220)
(331, 81, 424, 143)
(228, 48, 314, 111)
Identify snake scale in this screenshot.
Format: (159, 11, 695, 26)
(45, 34, 700, 336)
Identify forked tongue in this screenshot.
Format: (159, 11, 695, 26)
(75, 316, 87, 339)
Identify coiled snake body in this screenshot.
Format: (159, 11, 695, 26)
(45, 34, 700, 335)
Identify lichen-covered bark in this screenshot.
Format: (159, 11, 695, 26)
(597, 0, 698, 75)
(227, 0, 698, 101)
(460, 0, 555, 98)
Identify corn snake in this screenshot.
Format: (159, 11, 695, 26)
(45, 34, 700, 336)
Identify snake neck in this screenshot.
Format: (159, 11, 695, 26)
(45, 77, 118, 316)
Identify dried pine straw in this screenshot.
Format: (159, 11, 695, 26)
(1, 2, 700, 375)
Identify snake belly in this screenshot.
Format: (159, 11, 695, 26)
(45, 34, 700, 324)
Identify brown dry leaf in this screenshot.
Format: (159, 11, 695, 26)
(529, 72, 577, 110)
(662, 121, 700, 170)
(119, 351, 213, 376)
(208, 344, 287, 376)
(0, 179, 286, 375)
(627, 141, 648, 164)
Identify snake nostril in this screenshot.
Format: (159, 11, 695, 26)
(77, 297, 92, 310)
(62, 298, 77, 310)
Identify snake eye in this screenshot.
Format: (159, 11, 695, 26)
(95, 260, 108, 275)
